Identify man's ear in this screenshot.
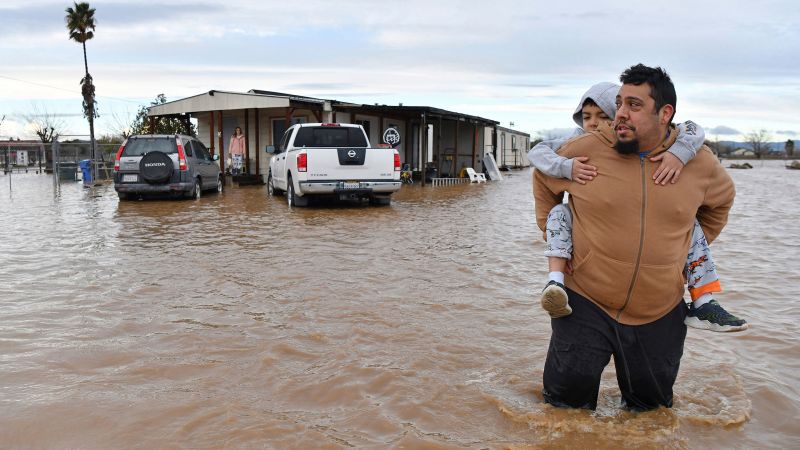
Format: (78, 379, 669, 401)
(659, 104, 675, 125)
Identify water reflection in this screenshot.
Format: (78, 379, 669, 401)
(0, 163, 797, 447)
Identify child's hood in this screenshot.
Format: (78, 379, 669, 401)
(572, 82, 619, 128)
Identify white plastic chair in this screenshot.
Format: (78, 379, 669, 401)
(465, 167, 486, 183)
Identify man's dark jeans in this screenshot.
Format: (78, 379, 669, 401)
(542, 288, 687, 411)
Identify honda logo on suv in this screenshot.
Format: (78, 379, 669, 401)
(144, 162, 167, 167)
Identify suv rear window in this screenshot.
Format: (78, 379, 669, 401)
(293, 127, 368, 148)
(123, 137, 177, 156)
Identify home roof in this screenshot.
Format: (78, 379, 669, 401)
(147, 89, 499, 126)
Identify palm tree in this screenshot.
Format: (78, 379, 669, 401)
(65, 2, 98, 181)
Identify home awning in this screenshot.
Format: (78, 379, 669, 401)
(147, 90, 292, 116)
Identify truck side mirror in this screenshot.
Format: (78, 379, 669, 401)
(266, 145, 276, 154)
(212, 154, 219, 161)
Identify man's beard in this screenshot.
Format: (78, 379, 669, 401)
(614, 139, 640, 155)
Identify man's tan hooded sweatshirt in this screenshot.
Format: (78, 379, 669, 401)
(533, 121, 735, 325)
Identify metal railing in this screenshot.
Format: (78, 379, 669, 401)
(430, 177, 470, 187)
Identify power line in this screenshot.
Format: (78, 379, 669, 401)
(0, 74, 146, 104)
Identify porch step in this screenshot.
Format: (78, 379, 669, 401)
(232, 174, 264, 186)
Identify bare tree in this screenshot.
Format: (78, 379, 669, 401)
(24, 104, 68, 143)
(745, 129, 772, 159)
(106, 108, 135, 140)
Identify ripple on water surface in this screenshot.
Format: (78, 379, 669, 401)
(0, 165, 798, 447)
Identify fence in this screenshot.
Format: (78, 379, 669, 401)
(50, 141, 117, 182)
(430, 177, 470, 187)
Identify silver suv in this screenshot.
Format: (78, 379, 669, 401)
(113, 134, 223, 200)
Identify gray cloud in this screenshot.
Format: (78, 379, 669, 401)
(535, 128, 576, 140)
(708, 126, 741, 135)
(776, 130, 798, 137)
(503, 82, 555, 88)
(285, 83, 359, 91)
(98, 2, 222, 25)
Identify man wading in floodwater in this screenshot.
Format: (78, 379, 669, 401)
(533, 64, 736, 410)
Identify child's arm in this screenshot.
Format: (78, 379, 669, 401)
(527, 129, 596, 183)
(650, 121, 706, 185)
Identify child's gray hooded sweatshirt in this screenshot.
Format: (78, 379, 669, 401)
(527, 82, 704, 180)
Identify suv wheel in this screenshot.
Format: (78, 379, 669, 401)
(193, 178, 202, 199)
(139, 151, 174, 184)
(216, 176, 223, 193)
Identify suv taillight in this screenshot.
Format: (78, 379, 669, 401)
(176, 138, 187, 170)
(394, 153, 401, 171)
(113, 140, 126, 171)
(297, 152, 307, 172)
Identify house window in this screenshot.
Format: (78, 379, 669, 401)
(272, 117, 307, 145)
(354, 120, 371, 142)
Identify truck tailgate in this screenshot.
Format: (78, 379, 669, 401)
(306, 148, 396, 180)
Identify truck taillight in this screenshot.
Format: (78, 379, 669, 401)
(176, 139, 187, 170)
(113, 141, 126, 171)
(297, 152, 307, 172)
(394, 153, 401, 171)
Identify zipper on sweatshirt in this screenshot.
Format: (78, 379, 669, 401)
(618, 154, 648, 316)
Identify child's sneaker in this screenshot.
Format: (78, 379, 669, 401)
(540, 280, 572, 318)
(685, 300, 748, 332)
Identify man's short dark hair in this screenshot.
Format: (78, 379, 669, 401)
(619, 64, 676, 123)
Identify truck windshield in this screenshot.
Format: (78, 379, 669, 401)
(293, 127, 368, 148)
(123, 137, 177, 156)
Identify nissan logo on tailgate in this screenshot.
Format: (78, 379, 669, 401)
(347, 150, 356, 158)
(144, 162, 166, 167)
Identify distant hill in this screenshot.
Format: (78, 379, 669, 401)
(717, 140, 794, 152)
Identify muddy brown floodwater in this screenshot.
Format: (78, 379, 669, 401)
(1, 161, 798, 448)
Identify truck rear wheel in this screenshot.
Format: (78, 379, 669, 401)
(370, 195, 392, 206)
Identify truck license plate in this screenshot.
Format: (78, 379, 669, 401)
(122, 174, 138, 182)
(342, 181, 360, 189)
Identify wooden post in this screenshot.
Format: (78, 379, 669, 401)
(472, 123, 478, 169)
(208, 112, 215, 156)
(454, 119, 459, 177)
(437, 116, 442, 175)
(244, 109, 250, 174)
(421, 113, 427, 187)
(255, 109, 261, 176)
(285, 107, 295, 128)
(217, 110, 225, 176)
(401, 120, 407, 166)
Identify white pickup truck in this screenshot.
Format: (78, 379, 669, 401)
(267, 123, 401, 206)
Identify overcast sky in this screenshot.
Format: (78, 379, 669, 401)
(1, 0, 798, 142)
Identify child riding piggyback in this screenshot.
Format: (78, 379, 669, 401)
(528, 82, 747, 332)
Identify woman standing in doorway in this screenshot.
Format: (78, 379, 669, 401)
(229, 126, 246, 175)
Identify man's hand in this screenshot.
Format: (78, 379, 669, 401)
(650, 152, 684, 185)
(571, 156, 597, 184)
